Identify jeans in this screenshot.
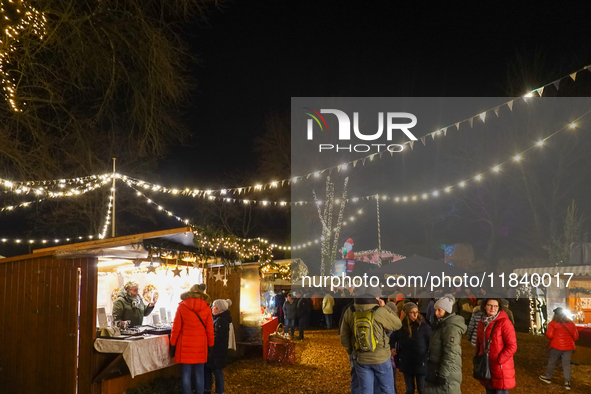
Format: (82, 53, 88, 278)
(204, 366, 224, 393)
(545, 348, 573, 381)
(486, 390, 509, 394)
(403, 373, 425, 394)
(181, 363, 204, 394)
(324, 314, 333, 329)
(350, 354, 360, 394)
(354, 358, 395, 394)
(285, 318, 296, 337)
(298, 316, 309, 339)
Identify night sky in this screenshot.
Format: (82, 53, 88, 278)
(159, 1, 591, 186)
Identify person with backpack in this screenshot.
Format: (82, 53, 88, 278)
(424, 294, 467, 394)
(475, 297, 517, 394)
(539, 307, 579, 391)
(340, 285, 402, 394)
(390, 302, 432, 394)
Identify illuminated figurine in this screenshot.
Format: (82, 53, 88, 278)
(341, 238, 355, 273)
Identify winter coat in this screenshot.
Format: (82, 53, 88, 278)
(322, 294, 335, 314)
(112, 287, 154, 326)
(475, 311, 517, 390)
(426, 300, 435, 326)
(207, 309, 232, 369)
(283, 299, 298, 320)
(546, 320, 579, 351)
(274, 293, 285, 318)
(424, 313, 467, 394)
(391, 318, 432, 375)
(170, 292, 214, 364)
(297, 297, 312, 318)
(340, 297, 402, 365)
(466, 309, 484, 347)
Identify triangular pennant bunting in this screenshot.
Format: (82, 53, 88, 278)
(494, 107, 499, 117)
(479, 112, 486, 123)
(456, 122, 461, 131)
(468, 118, 474, 128)
(353, 160, 358, 167)
(553, 80, 560, 90)
(409, 141, 414, 150)
(507, 100, 514, 111)
(443, 127, 448, 136)
(420, 136, 426, 146)
(537, 87, 544, 97)
(431, 133, 436, 140)
(570, 72, 577, 81)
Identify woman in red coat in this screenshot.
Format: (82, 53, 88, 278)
(475, 298, 517, 393)
(171, 286, 215, 394)
(539, 307, 579, 390)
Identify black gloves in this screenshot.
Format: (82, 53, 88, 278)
(434, 375, 447, 386)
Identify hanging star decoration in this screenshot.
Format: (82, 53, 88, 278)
(146, 263, 157, 274)
(214, 267, 223, 282)
(222, 267, 228, 286)
(208, 267, 214, 279)
(191, 261, 200, 268)
(172, 265, 182, 277)
(133, 258, 142, 268)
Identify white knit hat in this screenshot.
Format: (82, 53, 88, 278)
(213, 299, 232, 312)
(434, 294, 455, 314)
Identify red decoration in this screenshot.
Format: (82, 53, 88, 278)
(266, 341, 296, 365)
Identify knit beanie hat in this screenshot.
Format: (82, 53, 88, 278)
(213, 299, 232, 312)
(386, 301, 398, 313)
(404, 302, 419, 315)
(434, 294, 455, 314)
(356, 284, 382, 298)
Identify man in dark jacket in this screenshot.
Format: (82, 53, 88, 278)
(274, 290, 286, 325)
(283, 293, 298, 338)
(296, 292, 312, 340)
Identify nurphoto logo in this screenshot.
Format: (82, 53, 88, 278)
(304, 108, 418, 153)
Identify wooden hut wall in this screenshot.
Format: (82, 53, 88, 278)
(206, 268, 242, 342)
(0, 254, 98, 394)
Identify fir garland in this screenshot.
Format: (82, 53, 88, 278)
(569, 287, 591, 295)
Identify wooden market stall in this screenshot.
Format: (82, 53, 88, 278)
(0, 226, 208, 394)
(205, 259, 307, 359)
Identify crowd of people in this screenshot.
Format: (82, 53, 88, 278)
(335, 287, 580, 394)
(113, 280, 581, 394)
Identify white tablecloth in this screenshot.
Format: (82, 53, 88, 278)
(94, 334, 175, 378)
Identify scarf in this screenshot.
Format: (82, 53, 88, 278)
(482, 311, 499, 326)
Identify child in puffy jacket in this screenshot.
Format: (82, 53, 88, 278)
(539, 307, 579, 391)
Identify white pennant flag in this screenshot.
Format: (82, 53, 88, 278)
(420, 136, 426, 146)
(507, 100, 514, 111)
(431, 133, 436, 140)
(353, 160, 358, 167)
(479, 112, 486, 123)
(443, 127, 448, 136)
(570, 72, 577, 81)
(362, 158, 367, 166)
(337, 165, 341, 172)
(537, 87, 544, 97)
(282, 180, 286, 186)
(468, 118, 474, 128)
(456, 122, 461, 131)
(409, 141, 414, 150)
(494, 107, 500, 117)
(553, 80, 560, 90)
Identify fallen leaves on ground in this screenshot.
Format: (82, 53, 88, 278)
(222, 329, 591, 394)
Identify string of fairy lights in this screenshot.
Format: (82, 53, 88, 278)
(0, 0, 47, 112)
(0, 65, 589, 252)
(124, 179, 372, 251)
